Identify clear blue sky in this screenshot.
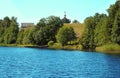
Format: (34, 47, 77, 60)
(0, 0, 116, 24)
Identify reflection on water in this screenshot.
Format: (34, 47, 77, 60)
(0, 47, 120, 78)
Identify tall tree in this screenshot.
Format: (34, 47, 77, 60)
(81, 17, 95, 49)
(36, 18, 46, 29)
(107, 0, 120, 39)
(34, 16, 63, 45)
(94, 16, 109, 46)
(3, 16, 11, 29)
(4, 17, 19, 44)
(111, 11, 120, 44)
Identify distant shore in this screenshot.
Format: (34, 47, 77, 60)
(0, 44, 120, 54)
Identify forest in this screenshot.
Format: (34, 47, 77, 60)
(81, 0, 120, 51)
(0, 0, 120, 52)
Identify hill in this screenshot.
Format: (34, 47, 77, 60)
(64, 23, 85, 38)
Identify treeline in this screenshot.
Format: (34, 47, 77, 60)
(0, 17, 19, 44)
(81, 0, 120, 49)
(0, 16, 76, 46)
(0, 0, 120, 51)
(17, 16, 64, 45)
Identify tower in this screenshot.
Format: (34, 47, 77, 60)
(64, 11, 66, 18)
(62, 11, 71, 23)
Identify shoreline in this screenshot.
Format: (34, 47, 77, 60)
(24, 45, 48, 48)
(96, 50, 120, 54)
(0, 44, 120, 54)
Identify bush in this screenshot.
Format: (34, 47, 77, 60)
(52, 43, 63, 49)
(96, 43, 120, 51)
(63, 45, 82, 50)
(67, 39, 79, 45)
(48, 41, 54, 47)
(48, 42, 63, 49)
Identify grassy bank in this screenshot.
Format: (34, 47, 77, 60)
(63, 45, 82, 50)
(0, 44, 49, 49)
(0, 44, 37, 47)
(0, 44, 17, 47)
(48, 42, 83, 50)
(96, 44, 120, 53)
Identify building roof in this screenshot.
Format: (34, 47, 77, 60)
(21, 23, 34, 28)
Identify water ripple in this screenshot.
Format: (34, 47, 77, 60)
(0, 47, 120, 78)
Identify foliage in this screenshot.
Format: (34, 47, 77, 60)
(96, 43, 120, 51)
(0, 0, 120, 52)
(0, 17, 19, 44)
(72, 20, 80, 23)
(50, 43, 63, 49)
(81, 17, 96, 49)
(56, 26, 76, 45)
(17, 27, 34, 45)
(17, 29, 24, 44)
(94, 14, 109, 46)
(67, 39, 79, 45)
(81, 0, 120, 50)
(63, 45, 82, 50)
(48, 41, 54, 47)
(64, 23, 85, 38)
(33, 16, 63, 45)
(33, 27, 49, 45)
(111, 11, 120, 44)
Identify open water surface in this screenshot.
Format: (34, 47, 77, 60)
(0, 47, 120, 78)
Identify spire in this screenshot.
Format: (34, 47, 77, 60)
(64, 11, 66, 18)
(62, 11, 71, 23)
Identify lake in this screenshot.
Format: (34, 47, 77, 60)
(0, 47, 120, 78)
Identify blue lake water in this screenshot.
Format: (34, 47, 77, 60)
(0, 47, 120, 78)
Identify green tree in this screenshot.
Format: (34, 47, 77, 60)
(4, 17, 19, 44)
(17, 27, 35, 45)
(107, 0, 120, 20)
(72, 20, 80, 23)
(33, 27, 48, 45)
(107, 0, 120, 39)
(33, 16, 63, 45)
(22, 29, 31, 44)
(17, 29, 24, 44)
(36, 18, 46, 29)
(111, 11, 120, 44)
(0, 20, 4, 43)
(56, 26, 76, 45)
(3, 16, 11, 29)
(81, 17, 95, 49)
(94, 16, 109, 46)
